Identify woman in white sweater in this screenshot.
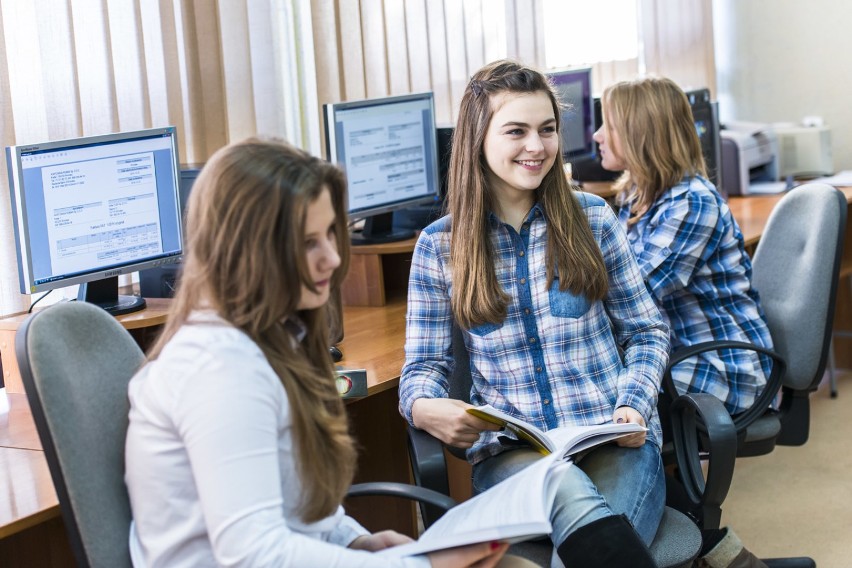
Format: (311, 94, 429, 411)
(124, 138, 510, 568)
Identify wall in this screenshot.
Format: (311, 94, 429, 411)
(713, 1, 852, 170)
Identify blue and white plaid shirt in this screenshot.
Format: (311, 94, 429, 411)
(399, 192, 669, 464)
(618, 176, 773, 415)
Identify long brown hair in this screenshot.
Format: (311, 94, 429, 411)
(149, 137, 356, 523)
(603, 76, 706, 223)
(449, 60, 608, 329)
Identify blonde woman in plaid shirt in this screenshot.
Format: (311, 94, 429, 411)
(597, 77, 772, 568)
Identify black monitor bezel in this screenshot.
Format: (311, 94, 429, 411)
(548, 67, 597, 163)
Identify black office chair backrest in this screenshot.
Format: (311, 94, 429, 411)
(16, 302, 144, 568)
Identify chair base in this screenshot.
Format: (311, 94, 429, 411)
(763, 558, 816, 568)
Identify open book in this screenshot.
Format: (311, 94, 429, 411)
(468, 404, 646, 457)
(378, 406, 645, 558)
(379, 451, 569, 558)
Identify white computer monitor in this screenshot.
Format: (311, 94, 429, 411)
(323, 92, 441, 244)
(6, 126, 184, 315)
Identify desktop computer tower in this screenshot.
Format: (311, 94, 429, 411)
(139, 166, 201, 299)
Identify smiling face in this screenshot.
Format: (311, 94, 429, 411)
(297, 186, 341, 311)
(482, 90, 559, 202)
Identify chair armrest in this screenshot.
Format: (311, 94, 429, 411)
(407, 425, 451, 495)
(407, 425, 454, 528)
(665, 340, 787, 434)
(347, 482, 457, 512)
(669, 393, 737, 530)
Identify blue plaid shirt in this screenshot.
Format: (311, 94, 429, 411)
(399, 192, 669, 464)
(617, 176, 773, 415)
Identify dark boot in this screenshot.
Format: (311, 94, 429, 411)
(556, 514, 658, 568)
(694, 527, 768, 568)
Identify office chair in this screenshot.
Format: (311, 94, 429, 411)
(661, 182, 847, 458)
(660, 183, 845, 568)
(16, 301, 144, 568)
(407, 323, 738, 568)
(16, 301, 472, 567)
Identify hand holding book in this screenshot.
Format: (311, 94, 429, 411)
(378, 406, 647, 558)
(466, 404, 647, 458)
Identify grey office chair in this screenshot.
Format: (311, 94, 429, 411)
(16, 301, 469, 567)
(660, 183, 846, 568)
(407, 323, 739, 568)
(661, 182, 846, 457)
(16, 301, 144, 568)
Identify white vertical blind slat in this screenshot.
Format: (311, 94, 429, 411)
(361, 0, 389, 98)
(69, 0, 117, 135)
(384, 0, 410, 95)
(106, 1, 149, 132)
(217, 0, 257, 142)
(424, 0, 453, 124)
(405, 0, 432, 95)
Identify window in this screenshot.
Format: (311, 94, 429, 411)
(542, 0, 640, 69)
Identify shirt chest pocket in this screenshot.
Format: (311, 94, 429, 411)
(548, 280, 592, 319)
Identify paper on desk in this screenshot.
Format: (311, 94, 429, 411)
(811, 170, 852, 186)
(747, 181, 788, 195)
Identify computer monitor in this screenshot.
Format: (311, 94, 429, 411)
(6, 126, 184, 316)
(323, 92, 441, 245)
(548, 67, 596, 165)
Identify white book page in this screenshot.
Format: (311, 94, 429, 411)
(545, 422, 646, 459)
(379, 453, 569, 558)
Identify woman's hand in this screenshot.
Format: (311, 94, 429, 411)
(349, 530, 413, 551)
(428, 541, 509, 568)
(612, 406, 647, 448)
(411, 398, 501, 448)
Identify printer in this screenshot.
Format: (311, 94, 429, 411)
(773, 123, 834, 178)
(719, 122, 779, 196)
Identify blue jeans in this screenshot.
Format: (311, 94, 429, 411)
(472, 442, 665, 547)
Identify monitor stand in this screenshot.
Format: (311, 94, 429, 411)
(351, 212, 415, 245)
(77, 276, 147, 316)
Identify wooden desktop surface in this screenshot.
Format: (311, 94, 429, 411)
(3, 186, 852, 559)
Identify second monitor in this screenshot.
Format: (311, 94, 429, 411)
(323, 92, 441, 245)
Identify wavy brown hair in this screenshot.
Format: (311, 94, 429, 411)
(603, 76, 706, 223)
(148, 137, 355, 523)
(449, 60, 608, 329)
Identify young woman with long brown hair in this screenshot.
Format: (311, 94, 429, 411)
(399, 60, 670, 568)
(124, 138, 510, 567)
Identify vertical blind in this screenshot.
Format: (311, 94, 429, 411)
(0, 0, 715, 316)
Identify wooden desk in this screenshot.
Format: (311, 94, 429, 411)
(0, 297, 413, 566)
(4, 185, 852, 565)
(0, 298, 172, 395)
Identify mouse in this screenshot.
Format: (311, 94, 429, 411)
(329, 345, 343, 362)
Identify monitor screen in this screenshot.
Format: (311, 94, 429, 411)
(548, 67, 596, 164)
(6, 126, 183, 315)
(323, 92, 441, 244)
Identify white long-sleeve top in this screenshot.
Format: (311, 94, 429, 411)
(125, 312, 428, 567)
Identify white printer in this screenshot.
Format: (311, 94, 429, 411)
(773, 123, 834, 178)
(719, 122, 779, 196)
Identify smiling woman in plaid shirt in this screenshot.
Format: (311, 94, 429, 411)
(399, 60, 670, 568)
(596, 77, 773, 568)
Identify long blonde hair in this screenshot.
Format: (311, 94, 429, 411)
(449, 60, 608, 329)
(603, 77, 706, 223)
(149, 137, 356, 523)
